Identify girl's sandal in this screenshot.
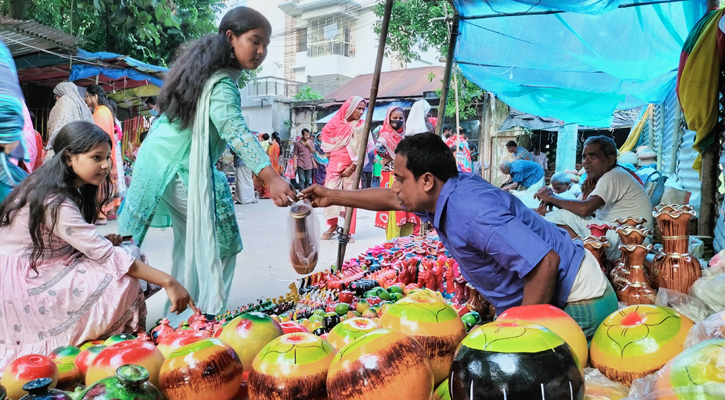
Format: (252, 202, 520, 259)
(321, 231, 336, 240)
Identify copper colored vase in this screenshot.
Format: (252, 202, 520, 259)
(652, 207, 702, 294)
(581, 236, 610, 273)
(614, 217, 648, 227)
(617, 244, 656, 306)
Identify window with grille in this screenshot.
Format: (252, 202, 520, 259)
(297, 28, 308, 53)
(306, 14, 354, 58)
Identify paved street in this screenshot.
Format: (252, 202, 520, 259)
(98, 200, 387, 328)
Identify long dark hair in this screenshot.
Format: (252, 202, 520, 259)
(86, 84, 115, 120)
(158, 6, 271, 130)
(0, 121, 113, 273)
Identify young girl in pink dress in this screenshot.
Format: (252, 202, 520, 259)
(0, 121, 195, 370)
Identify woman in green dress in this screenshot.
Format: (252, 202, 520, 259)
(119, 6, 296, 316)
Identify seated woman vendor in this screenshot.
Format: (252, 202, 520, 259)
(301, 133, 617, 339)
(0, 121, 194, 370)
(535, 135, 652, 258)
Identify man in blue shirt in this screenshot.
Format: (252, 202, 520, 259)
(302, 133, 616, 338)
(500, 159, 544, 191)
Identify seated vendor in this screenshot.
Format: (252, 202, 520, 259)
(536, 135, 653, 257)
(550, 172, 580, 199)
(500, 159, 545, 192)
(302, 133, 616, 339)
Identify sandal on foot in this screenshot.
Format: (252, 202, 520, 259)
(321, 231, 336, 240)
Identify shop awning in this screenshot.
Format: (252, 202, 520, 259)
(315, 101, 412, 124)
(452, 0, 706, 127)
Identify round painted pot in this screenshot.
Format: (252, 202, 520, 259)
(590, 305, 693, 386)
(279, 321, 310, 334)
(74, 346, 106, 379)
(450, 320, 584, 400)
(47, 347, 81, 365)
(379, 295, 466, 385)
(78, 365, 163, 400)
(159, 338, 243, 400)
(249, 333, 336, 400)
(102, 334, 136, 346)
(0, 355, 59, 400)
(326, 318, 378, 351)
(498, 304, 589, 366)
(653, 338, 725, 398)
(53, 361, 81, 391)
(85, 340, 165, 387)
(156, 330, 211, 358)
(327, 329, 434, 400)
(18, 378, 71, 400)
(78, 341, 104, 351)
(432, 379, 451, 400)
(214, 312, 284, 372)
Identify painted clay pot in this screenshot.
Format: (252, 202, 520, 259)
(497, 304, 589, 366)
(326, 318, 378, 351)
(379, 295, 466, 385)
(581, 236, 610, 269)
(652, 208, 702, 294)
(614, 217, 648, 227)
(85, 340, 165, 387)
(1, 384, 6, 400)
(617, 244, 656, 306)
(587, 223, 612, 238)
(156, 330, 211, 358)
(214, 312, 284, 373)
(79, 341, 104, 351)
(150, 319, 174, 344)
(432, 379, 451, 400)
(653, 204, 694, 214)
(17, 378, 70, 400)
(327, 329, 434, 400)
(47, 347, 81, 366)
(79, 365, 163, 400)
(616, 225, 650, 246)
(0, 355, 59, 400)
(52, 361, 80, 391)
(653, 338, 725, 397)
(74, 346, 106, 380)
(590, 305, 694, 385)
(248, 333, 336, 400)
(159, 338, 243, 400)
(278, 321, 310, 334)
(450, 321, 584, 400)
(102, 334, 136, 346)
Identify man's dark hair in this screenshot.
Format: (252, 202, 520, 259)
(458, 127, 467, 135)
(506, 140, 517, 148)
(301, 128, 310, 135)
(442, 124, 452, 132)
(583, 135, 617, 158)
(395, 133, 459, 182)
(145, 96, 157, 106)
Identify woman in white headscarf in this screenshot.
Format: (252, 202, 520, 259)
(405, 99, 434, 136)
(46, 82, 94, 157)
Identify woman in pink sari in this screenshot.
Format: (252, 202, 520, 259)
(374, 106, 420, 240)
(320, 96, 373, 242)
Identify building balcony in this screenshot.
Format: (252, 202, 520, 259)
(307, 41, 354, 58)
(242, 76, 306, 99)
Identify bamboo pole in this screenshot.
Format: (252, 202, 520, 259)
(453, 68, 461, 150)
(435, 11, 460, 136)
(335, 0, 394, 270)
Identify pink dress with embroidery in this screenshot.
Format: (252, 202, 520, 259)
(0, 200, 144, 370)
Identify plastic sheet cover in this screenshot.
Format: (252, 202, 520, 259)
(452, 0, 707, 127)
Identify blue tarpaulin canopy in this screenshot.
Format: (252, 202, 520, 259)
(68, 49, 167, 88)
(452, 0, 707, 127)
(315, 101, 412, 124)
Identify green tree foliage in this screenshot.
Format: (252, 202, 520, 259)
(2, 0, 224, 66)
(294, 85, 323, 101)
(374, 0, 482, 121)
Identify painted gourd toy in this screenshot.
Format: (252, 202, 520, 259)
(214, 312, 284, 372)
(279, 321, 310, 334)
(102, 334, 136, 346)
(156, 330, 211, 358)
(74, 346, 106, 380)
(159, 338, 243, 400)
(0, 355, 59, 400)
(85, 340, 165, 387)
(432, 379, 451, 400)
(590, 305, 693, 385)
(78, 365, 163, 400)
(378, 295, 466, 385)
(450, 321, 584, 400)
(326, 329, 434, 400)
(248, 333, 336, 400)
(47, 347, 80, 366)
(498, 304, 589, 366)
(53, 361, 81, 391)
(326, 318, 378, 351)
(78, 341, 104, 351)
(653, 338, 725, 398)
(17, 378, 71, 400)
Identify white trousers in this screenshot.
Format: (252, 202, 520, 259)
(234, 164, 256, 204)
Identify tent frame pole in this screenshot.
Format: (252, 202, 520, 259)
(435, 10, 460, 136)
(335, 0, 394, 270)
(460, 0, 689, 20)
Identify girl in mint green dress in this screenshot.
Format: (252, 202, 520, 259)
(119, 7, 296, 315)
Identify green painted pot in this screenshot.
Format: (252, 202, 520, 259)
(77, 366, 162, 400)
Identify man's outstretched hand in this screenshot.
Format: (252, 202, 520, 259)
(300, 185, 332, 208)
